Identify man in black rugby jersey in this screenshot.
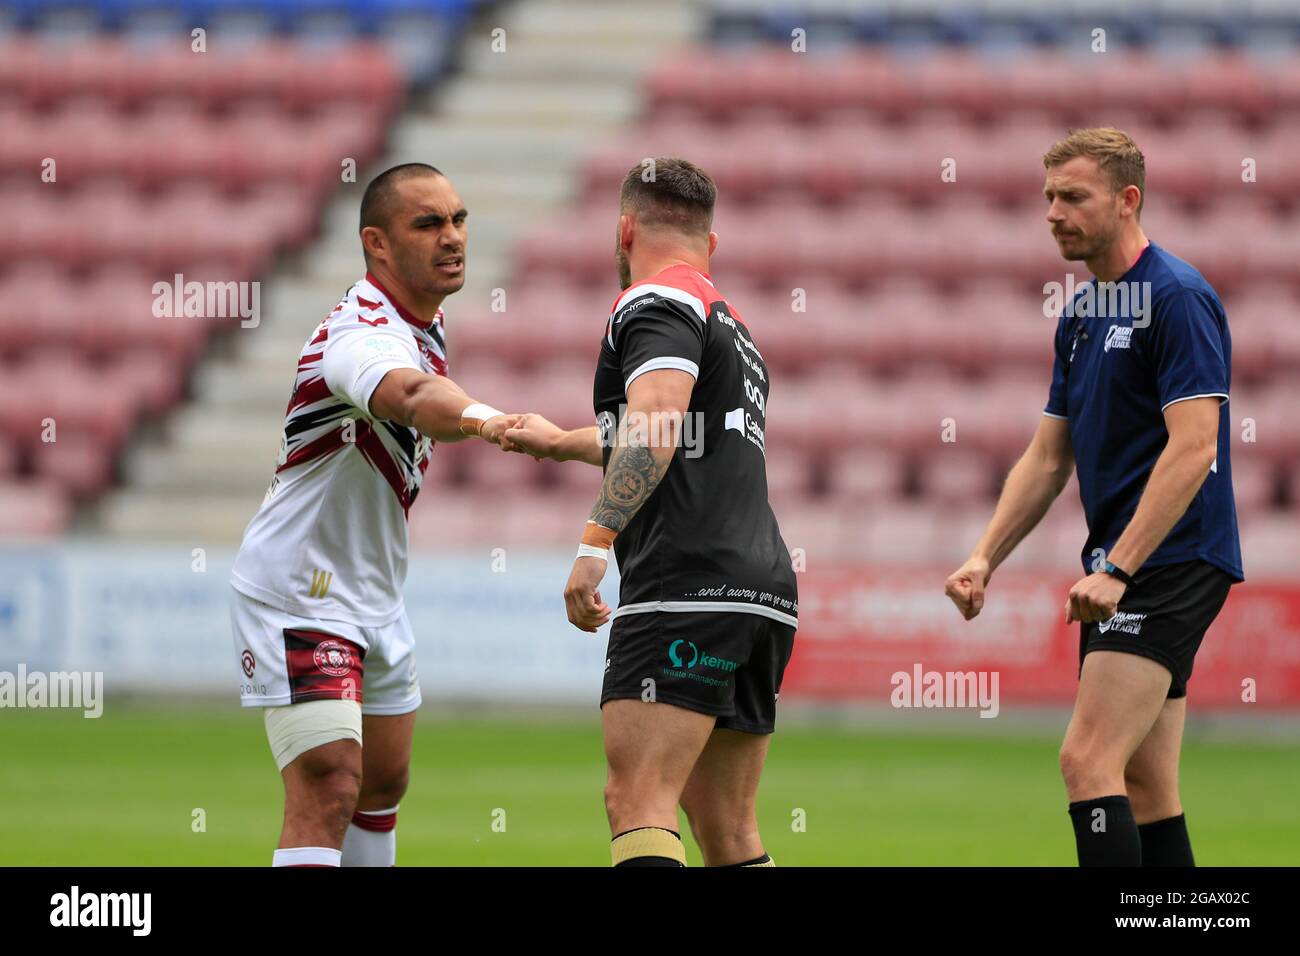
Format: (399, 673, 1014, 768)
(503, 158, 797, 867)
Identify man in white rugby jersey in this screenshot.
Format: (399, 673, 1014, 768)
(229, 163, 522, 867)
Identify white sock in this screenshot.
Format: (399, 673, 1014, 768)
(342, 806, 398, 867)
(272, 846, 341, 867)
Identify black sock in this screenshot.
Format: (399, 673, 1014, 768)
(1068, 795, 1141, 866)
(1139, 814, 1195, 867)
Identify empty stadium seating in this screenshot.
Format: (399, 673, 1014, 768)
(0, 2, 473, 531)
(4, 0, 1297, 569)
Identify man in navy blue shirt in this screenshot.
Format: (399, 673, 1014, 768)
(945, 128, 1243, 867)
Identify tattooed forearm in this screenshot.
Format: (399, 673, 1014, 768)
(589, 443, 671, 532)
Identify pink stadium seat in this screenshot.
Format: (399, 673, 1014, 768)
(0, 429, 17, 477)
(766, 452, 813, 502)
(28, 432, 116, 499)
(101, 352, 188, 418)
(824, 449, 907, 501)
(1238, 513, 1300, 575)
(1185, 54, 1275, 120)
(451, 435, 547, 492)
(916, 447, 995, 503)
(407, 488, 496, 549)
(773, 500, 850, 560)
(1230, 453, 1277, 515)
(0, 479, 72, 537)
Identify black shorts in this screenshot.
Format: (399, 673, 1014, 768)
(600, 610, 797, 734)
(1078, 559, 1234, 698)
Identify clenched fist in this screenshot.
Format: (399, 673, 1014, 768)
(944, 556, 991, 621)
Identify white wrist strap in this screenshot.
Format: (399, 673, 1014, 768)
(576, 544, 609, 561)
(461, 402, 504, 424)
(460, 402, 505, 436)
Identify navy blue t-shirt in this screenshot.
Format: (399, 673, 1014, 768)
(1045, 241, 1244, 582)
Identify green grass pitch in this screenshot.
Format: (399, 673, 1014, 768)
(1, 704, 1295, 865)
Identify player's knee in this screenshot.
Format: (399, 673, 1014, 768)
(604, 772, 665, 823)
(360, 765, 410, 809)
(1059, 739, 1102, 791)
(309, 763, 364, 827)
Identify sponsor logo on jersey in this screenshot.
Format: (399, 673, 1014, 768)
(724, 407, 766, 454)
(313, 639, 356, 677)
(309, 569, 334, 599)
(1104, 325, 1133, 352)
(1097, 610, 1147, 635)
(724, 407, 745, 434)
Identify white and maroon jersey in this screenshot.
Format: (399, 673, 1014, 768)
(231, 272, 448, 627)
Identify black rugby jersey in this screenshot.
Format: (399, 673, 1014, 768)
(593, 264, 798, 628)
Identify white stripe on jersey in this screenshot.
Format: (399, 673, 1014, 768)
(612, 600, 799, 629)
(624, 356, 700, 388)
(613, 283, 707, 323)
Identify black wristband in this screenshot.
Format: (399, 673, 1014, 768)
(1102, 561, 1135, 586)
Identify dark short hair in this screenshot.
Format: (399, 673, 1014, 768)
(360, 162, 443, 233)
(619, 157, 716, 236)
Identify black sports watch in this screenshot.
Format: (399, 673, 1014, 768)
(1101, 560, 1135, 587)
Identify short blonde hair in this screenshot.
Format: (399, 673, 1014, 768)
(1043, 127, 1146, 215)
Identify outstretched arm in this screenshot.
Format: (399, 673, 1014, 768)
(368, 367, 519, 444)
(501, 416, 604, 466)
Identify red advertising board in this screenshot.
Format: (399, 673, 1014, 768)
(783, 567, 1300, 709)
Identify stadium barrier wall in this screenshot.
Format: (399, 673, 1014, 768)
(0, 545, 1295, 710)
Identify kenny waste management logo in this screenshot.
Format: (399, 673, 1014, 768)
(669, 639, 699, 669)
(1098, 611, 1147, 636)
(668, 639, 737, 673)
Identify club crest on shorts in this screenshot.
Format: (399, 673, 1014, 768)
(240, 649, 256, 678)
(313, 639, 356, 677)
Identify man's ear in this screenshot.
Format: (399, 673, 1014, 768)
(361, 225, 387, 262)
(1121, 185, 1142, 218)
(707, 231, 718, 258)
(618, 213, 634, 251)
